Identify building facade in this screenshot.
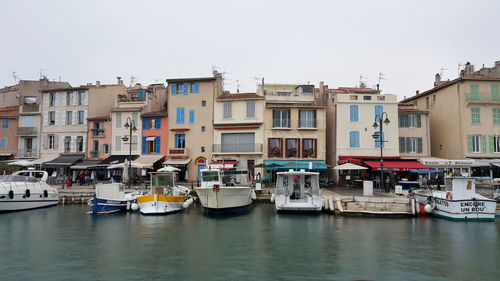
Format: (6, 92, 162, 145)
(398, 103, 431, 158)
(141, 111, 168, 156)
(212, 92, 265, 184)
(166, 74, 223, 181)
(0, 106, 19, 159)
(87, 115, 111, 160)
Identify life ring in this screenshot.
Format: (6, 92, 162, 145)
(446, 192, 453, 200)
(212, 184, 220, 192)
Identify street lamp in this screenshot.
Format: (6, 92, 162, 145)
(122, 117, 137, 190)
(372, 112, 390, 192)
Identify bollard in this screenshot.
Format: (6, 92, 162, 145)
(335, 197, 343, 213)
(329, 196, 334, 211)
(324, 198, 329, 210)
(62, 197, 65, 205)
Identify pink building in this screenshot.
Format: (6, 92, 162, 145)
(141, 111, 168, 156)
(0, 106, 19, 159)
(87, 115, 111, 160)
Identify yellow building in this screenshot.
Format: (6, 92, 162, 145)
(259, 83, 327, 182)
(397, 103, 431, 158)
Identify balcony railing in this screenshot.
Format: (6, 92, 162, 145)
(16, 149, 37, 158)
(272, 118, 291, 128)
(168, 148, 189, 157)
(465, 92, 500, 103)
(299, 119, 317, 128)
(213, 143, 263, 153)
(16, 127, 38, 136)
(90, 151, 99, 159)
(20, 104, 40, 113)
(117, 92, 146, 102)
(91, 128, 105, 137)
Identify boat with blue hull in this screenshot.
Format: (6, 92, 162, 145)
(88, 183, 140, 214)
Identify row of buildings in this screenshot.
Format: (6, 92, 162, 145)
(1, 61, 500, 184)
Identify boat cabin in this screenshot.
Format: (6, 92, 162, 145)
(276, 170, 320, 200)
(150, 172, 177, 195)
(200, 169, 222, 188)
(444, 177, 477, 198)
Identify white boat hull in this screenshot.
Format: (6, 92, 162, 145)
(0, 181, 59, 212)
(414, 191, 496, 221)
(195, 187, 252, 209)
(275, 194, 324, 212)
(137, 194, 185, 215)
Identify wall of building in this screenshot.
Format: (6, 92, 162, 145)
(87, 119, 111, 160)
(213, 98, 265, 125)
(87, 84, 125, 118)
(141, 115, 168, 156)
(110, 111, 141, 156)
(0, 107, 19, 155)
(398, 112, 431, 158)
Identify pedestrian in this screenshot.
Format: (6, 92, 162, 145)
(436, 173, 441, 190)
(385, 175, 390, 192)
(389, 172, 396, 191)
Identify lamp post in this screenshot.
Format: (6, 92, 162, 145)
(372, 112, 390, 192)
(122, 117, 137, 190)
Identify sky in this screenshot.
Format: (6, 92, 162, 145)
(1, 0, 499, 101)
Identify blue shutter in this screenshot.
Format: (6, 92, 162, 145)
(183, 83, 188, 94)
(142, 136, 147, 154)
(354, 131, 359, 147)
(350, 105, 359, 122)
(381, 132, 385, 148)
(137, 90, 145, 100)
(189, 110, 194, 124)
(375, 105, 383, 120)
(155, 136, 161, 154)
(172, 83, 176, 95)
(142, 118, 148, 130)
(156, 117, 161, 129)
(194, 83, 199, 93)
(177, 108, 185, 124)
(350, 131, 359, 148)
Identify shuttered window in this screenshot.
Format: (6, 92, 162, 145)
(223, 102, 232, 119)
(349, 131, 360, 148)
(176, 108, 185, 124)
(493, 108, 500, 125)
(115, 135, 121, 151)
(189, 110, 195, 124)
(350, 105, 359, 122)
(399, 137, 405, 153)
(471, 108, 480, 124)
(246, 101, 255, 118)
(374, 105, 383, 120)
(221, 133, 255, 153)
(470, 84, 479, 100)
(492, 85, 500, 101)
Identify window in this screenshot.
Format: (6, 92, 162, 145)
(92, 122, 104, 136)
(349, 131, 360, 148)
(221, 133, 255, 152)
(48, 135, 55, 149)
(374, 105, 383, 120)
(78, 111, 84, 124)
(201, 146, 205, 153)
(64, 137, 71, 153)
(132, 112, 138, 125)
(92, 140, 99, 153)
(277, 91, 291, 96)
(268, 138, 282, 158)
(272, 110, 290, 127)
(49, 111, 55, 125)
(301, 86, 314, 94)
(285, 138, 298, 158)
(363, 96, 372, 100)
(190, 83, 199, 93)
(399, 114, 421, 128)
(103, 144, 110, 154)
(76, 137, 84, 152)
(115, 112, 122, 128)
(176, 108, 185, 124)
(77, 92, 82, 105)
(49, 93, 56, 106)
(175, 134, 185, 149)
(350, 95, 358, 100)
(66, 92, 71, 106)
(223, 102, 232, 119)
(471, 108, 480, 125)
(24, 96, 36, 104)
(201, 126, 205, 132)
(0, 138, 7, 149)
(66, 111, 72, 125)
(493, 136, 500, 153)
(149, 118, 156, 129)
(25, 116, 34, 127)
(470, 84, 479, 100)
(407, 138, 417, 153)
(299, 110, 316, 128)
(246, 101, 256, 118)
(408, 115, 416, 128)
(1, 119, 8, 129)
(399, 137, 405, 153)
(374, 132, 385, 148)
(492, 85, 500, 101)
(471, 135, 480, 153)
(147, 138, 156, 154)
(302, 139, 316, 158)
(202, 100, 206, 107)
(493, 108, 500, 125)
(177, 84, 187, 94)
(189, 110, 195, 124)
(350, 105, 359, 122)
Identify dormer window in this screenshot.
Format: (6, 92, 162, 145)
(301, 86, 314, 94)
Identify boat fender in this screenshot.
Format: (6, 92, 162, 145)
(251, 190, 256, 200)
(270, 193, 275, 203)
(424, 204, 433, 213)
(446, 192, 453, 200)
(126, 201, 131, 210)
(182, 197, 194, 208)
(8, 190, 14, 199)
(419, 205, 426, 214)
(43, 190, 48, 198)
(131, 203, 139, 211)
(25, 189, 30, 198)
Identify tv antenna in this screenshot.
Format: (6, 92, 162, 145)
(378, 72, 387, 84)
(39, 69, 47, 79)
(359, 75, 367, 87)
(440, 67, 447, 78)
(12, 71, 19, 84)
(457, 62, 463, 76)
(130, 76, 139, 87)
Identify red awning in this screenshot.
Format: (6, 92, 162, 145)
(363, 161, 432, 171)
(209, 160, 238, 168)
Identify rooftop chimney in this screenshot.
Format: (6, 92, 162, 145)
(96, 81, 100, 87)
(434, 73, 441, 87)
(117, 77, 123, 85)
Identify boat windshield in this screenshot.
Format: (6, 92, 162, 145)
(202, 171, 219, 182)
(0, 175, 39, 183)
(151, 173, 175, 188)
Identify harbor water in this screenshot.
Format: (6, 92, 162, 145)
(0, 203, 498, 281)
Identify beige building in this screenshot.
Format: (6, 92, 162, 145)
(398, 103, 431, 158)
(259, 83, 327, 181)
(166, 74, 223, 182)
(0, 78, 71, 159)
(401, 61, 500, 160)
(324, 84, 399, 181)
(212, 92, 265, 184)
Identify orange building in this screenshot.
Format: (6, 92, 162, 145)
(87, 115, 112, 160)
(0, 106, 19, 159)
(141, 111, 168, 156)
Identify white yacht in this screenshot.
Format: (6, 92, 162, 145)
(0, 170, 59, 212)
(414, 177, 496, 221)
(195, 169, 254, 212)
(272, 170, 324, 212)
(136, 172, 193, 215)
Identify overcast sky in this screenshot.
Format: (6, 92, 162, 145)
(1, 0, 499, 100)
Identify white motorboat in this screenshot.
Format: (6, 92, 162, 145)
(136, 172, 193, 215)
(414, 177, 496, 221)
(272, 170, 324, 212)
(88, 183, 142, 214)
(0, 170, 59, 212)
(195, 169, 255, 212)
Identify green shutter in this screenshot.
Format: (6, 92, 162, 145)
(471, 108, 480, 125)
(489, 135, 494, 153)
(132, 135, 138, 151)
(417, 138, 423, 153)
(406, 137, 411, 152)
(493, 108, 500, 125)
(471, 84, 479, 100)
(115, 112, 122, 128)
(482, 135, 487, 153)
(115, 135, 121, 151)
(399, 137, 405, 153)
(416, 115, 421, 128)
(491, 85, 500, 101)
(467, 135, 472, 153)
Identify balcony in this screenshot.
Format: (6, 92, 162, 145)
(16, 127, 38, 136)
(16, 149, 37, 158)
(465, 92, 500, 104)
(89, 151, 99, 159)
(168, 147, 189, 158)
(272, 119, 291, 128)
(298, 119, 317, 129)
(20, 104, 40, 114)
(91, 128, 105, 137)
(117, 91, 146, 103)
(212, 143, 263, 154)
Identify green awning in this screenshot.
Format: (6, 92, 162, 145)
(264, 160, 328, 170)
